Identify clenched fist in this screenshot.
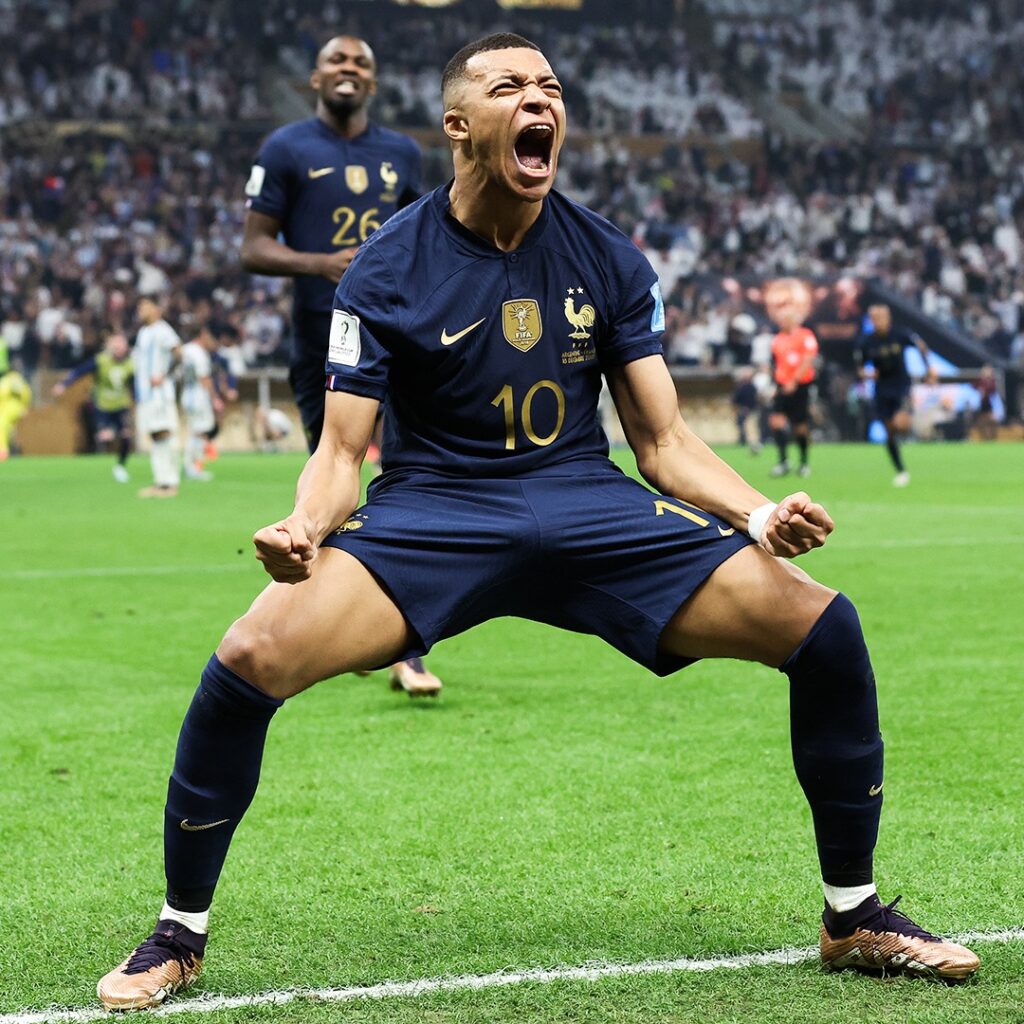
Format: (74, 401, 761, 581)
(253, 513, 319, 583)
(761, 492, 834, 558)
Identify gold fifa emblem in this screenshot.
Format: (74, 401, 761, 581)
(503, 299, 543, 352)
(564, 287, 596, 339)
(345, 165, 369, 195)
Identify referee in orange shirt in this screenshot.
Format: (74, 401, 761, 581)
(769, 308, 819, 478)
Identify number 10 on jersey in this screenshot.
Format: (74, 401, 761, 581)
(491, 380, 566, 450)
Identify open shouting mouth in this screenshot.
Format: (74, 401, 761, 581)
(513, 123, 554, 178)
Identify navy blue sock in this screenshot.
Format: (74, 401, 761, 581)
(164, 655, 283, 912)
(781, 594, 883, 886)
(773, 429, 788, 464)
(796, 433, 809, 466)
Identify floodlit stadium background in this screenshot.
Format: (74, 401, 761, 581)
(3, 0, 1021, 449)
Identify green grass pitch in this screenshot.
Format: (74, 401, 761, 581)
(1, 442, 1022, 1023)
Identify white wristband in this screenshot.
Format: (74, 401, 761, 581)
(747, 502, 778, 545)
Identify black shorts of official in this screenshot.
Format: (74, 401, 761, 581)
(322, 459, 753, 676)
(290, 310, 332, 452)
(94, 408, 131, 435)
(772, 383, 812, 425)
(874, 385, 911, 421)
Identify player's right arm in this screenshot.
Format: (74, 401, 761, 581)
(253, 389, 379, 583)
(240, 210, 358, 283)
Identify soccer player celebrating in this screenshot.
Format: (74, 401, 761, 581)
(855, 304, 931, 486)
(766, 280, 818, 478)
(134, 297, 182, 499)
(239, 33, 439, 697)
(52, 331, 134, 482)
(98, 34, 978, 1010)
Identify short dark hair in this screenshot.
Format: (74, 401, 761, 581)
(441, 33, 542, 106)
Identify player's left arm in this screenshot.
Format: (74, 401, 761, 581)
(607, 355, 833, 557)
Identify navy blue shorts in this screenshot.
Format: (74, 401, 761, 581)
(322, 461, 752, 675)
(875, 385, 910, 421)
(94, 408, 130, 435)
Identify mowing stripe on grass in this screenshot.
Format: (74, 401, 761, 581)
(9, 564, 255, 580)
(5, 927, 1022, 1024)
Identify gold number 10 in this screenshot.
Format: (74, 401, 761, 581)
(490, 380, 566, 450)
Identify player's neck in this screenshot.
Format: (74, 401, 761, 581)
(316, 104, 370, 140)
(447, 177, 543, 253)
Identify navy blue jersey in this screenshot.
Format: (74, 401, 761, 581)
(326, 186, 666, 478)
(244, 118, 422, 315)
(855, 329, 916, 389)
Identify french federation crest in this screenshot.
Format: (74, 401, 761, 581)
(380, 161, 399, 200)
(502, 299, 543, 352)
(345, 165, 369, 195)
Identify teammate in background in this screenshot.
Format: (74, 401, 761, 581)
(239, 33, 439, 698)
(98, 34, 977, 1010)
(53, 332, 134, 482)
(180, 326, 223, 482)
(0, 341, 32, 460)
(240, 35, 421, 451)
(134, 297, 182, 499)
(767, 283, 818, 478)
(855, 304, 930, 486)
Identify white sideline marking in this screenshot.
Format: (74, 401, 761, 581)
(3, 927, 1022, 1024)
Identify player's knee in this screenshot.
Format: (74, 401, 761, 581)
(217, 617, 293, 698)
(784, 591, 871, 680)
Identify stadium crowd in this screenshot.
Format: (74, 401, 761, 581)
(574, 136, 1024, 367)
(0, 0, 264, 127)
(709, 0, 1024, 145)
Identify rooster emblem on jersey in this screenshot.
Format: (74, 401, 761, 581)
(379, 161, 399, 201)
(564, 287, 595, 339)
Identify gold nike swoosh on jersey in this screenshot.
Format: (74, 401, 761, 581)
(868, 783, 883, 797)
(718, 526, 736, 537)
(308, 167, 336, 179)
(180, 818, 230, 832)
(440, 317, 487, 346)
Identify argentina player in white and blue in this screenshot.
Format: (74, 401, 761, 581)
(99, 34, 978, 1009)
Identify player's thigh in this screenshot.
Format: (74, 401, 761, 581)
(659, 545, 836, 667)
(217, 547, 415, 699)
